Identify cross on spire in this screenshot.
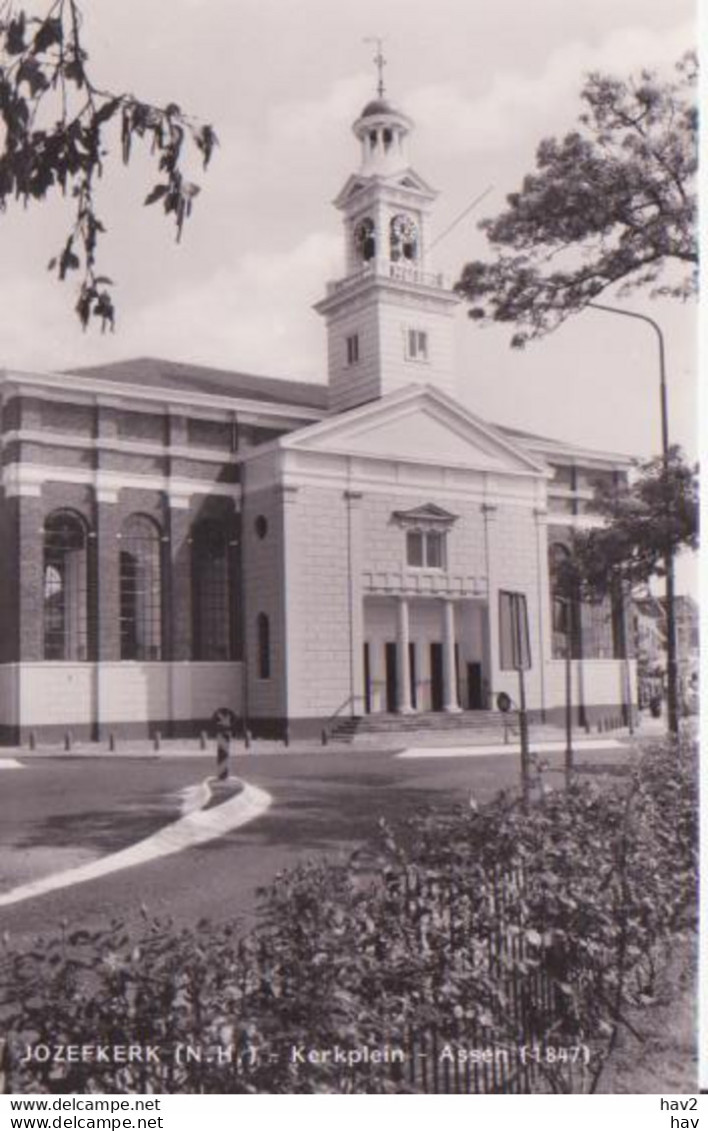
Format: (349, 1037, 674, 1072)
(364, 37, 387, 98)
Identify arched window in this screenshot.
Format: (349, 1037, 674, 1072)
(354, 216, 376, 262)
(120, 515, 162, 660)
(257, 613, 270, 680)
(192, 520, 232, 660)
(390, 213, 418, 262)
(43, 510, 89, 660)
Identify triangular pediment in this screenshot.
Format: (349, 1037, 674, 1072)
(334, 168, 437, 210)
(282, 385, 547, 477)
(392, 503, 458, 525)
(394, 169, 435, 194)
(344, 179, 366, 199)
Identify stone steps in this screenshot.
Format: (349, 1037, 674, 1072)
(326, 710, 510, 744)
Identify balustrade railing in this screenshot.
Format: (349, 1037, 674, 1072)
(326, 258, 449, 297)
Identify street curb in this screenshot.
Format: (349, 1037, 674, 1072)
(0, 777, 272, 909)
(397, 738, 626, 759)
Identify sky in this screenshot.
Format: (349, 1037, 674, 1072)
(0, 0, 698, 583)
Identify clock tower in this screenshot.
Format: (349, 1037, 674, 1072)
(315, 92, 460, 414)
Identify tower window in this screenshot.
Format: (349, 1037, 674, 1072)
(405, 329, 428, 362)
(346, 334, 360, 365)
(354, 217, 376, 262)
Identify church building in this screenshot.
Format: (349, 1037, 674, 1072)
(0, 89, 635, 744)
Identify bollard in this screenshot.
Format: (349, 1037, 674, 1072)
(64, 731, 72, 752)
(28, 730, 36, 751)
(244, 729, 252, 750)
(109, 732, 116, 752)
(153, 731, 161, 752)
(284, 728, 290, 748)
(321, 729, 328, 746)
(216, 730, 230, 781)
(199, 731, 207, 751)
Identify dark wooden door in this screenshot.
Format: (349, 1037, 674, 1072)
(467, 662, 483, 710)
(385, 642, 398, 712)
(363, 643, 371, 714)
(430, 642, 443, 712)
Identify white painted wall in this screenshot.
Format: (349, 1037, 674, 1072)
(3, 662, 242, 727)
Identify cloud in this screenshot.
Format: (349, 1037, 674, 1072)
(267, 73, 373, 146)
(405, 21, 695, 154)
(98, 230, 342, 380)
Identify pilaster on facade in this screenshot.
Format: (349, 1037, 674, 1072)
(17, 495, 44, 662)
(94, 500, 122, 662)
(344, 488, 366, 715)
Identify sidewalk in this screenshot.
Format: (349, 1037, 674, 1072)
(0, 713, 675, 762)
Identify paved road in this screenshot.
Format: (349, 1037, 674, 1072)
(0, 743, 634, 944)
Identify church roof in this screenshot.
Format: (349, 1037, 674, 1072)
(64, 357, 329, 411)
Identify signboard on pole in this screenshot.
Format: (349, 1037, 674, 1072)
(499, 590, 531, 671)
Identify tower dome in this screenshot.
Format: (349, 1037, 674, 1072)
(352, 97, 413, 175)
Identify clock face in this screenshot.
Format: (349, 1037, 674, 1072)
(390, 213, 418, 260)
(391, 214, 417, 242)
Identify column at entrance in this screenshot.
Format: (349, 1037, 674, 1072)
(442, 598, 461, 712)
(396, 596, 414, 713)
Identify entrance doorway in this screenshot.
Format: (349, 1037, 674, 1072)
(430, 642, 443, 712)
(385, 642, 398, 712)
(409, 641, 417, 709)
(467, 662, 484, 709)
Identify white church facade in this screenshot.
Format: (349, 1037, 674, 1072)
(0, 92, 636, 744)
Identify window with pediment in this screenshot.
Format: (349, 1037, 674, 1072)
(394, 504, 457, 572)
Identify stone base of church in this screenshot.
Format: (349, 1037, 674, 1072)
(0, 661, 244, 746)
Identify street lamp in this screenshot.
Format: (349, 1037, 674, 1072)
(587, 302, 678, 735)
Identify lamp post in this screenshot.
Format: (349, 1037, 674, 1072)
(587, 302, 678, 735)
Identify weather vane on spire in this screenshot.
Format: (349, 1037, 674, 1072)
(364, 37, 387, 98)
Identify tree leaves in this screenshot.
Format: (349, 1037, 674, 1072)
(572, 447, 698, 596)
(455, 53, 698, 346)
(0, 0, 217, 330)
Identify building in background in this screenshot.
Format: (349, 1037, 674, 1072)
(0, 90, 637, 743)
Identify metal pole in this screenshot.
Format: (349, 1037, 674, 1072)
(513, 595, 531, 809)
(587, 303, 678, 735)
(518, 666, 530, 811)
(564, 601, 573, 790)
